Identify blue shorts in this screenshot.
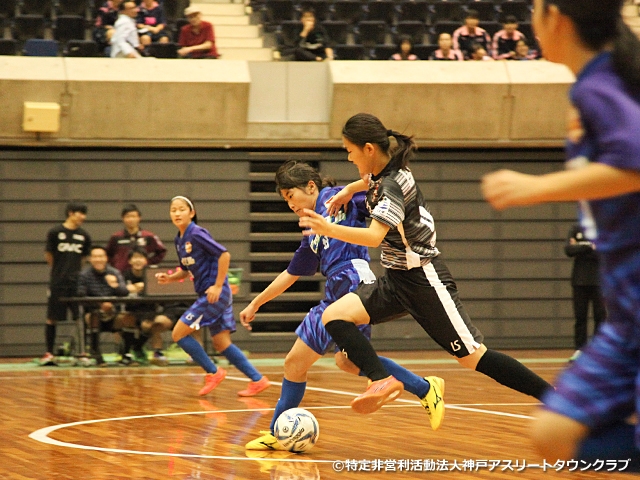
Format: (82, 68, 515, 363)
(296, 265, 371, 355)
(180, 294, 236, 337)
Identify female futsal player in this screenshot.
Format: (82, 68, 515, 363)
(482, 0, 640, 466)
(298, 113, 552, 414)
(156, 196, 270, 397)
(242, 161, 445, 450)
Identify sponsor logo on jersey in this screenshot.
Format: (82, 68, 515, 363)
(58, 233, 66, 240)
(72, 234, 85, 241)
(185, 242, 192, 254)
(58, 242, 83, 253)
(137, 238, 146, 246)
(181, 256, 195, 266)
(372, 195, 391, 217)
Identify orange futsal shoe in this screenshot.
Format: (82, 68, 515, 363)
(198, 368, 227, 396)
(238, 376, 271, 397)
(351, 375, 404, 414)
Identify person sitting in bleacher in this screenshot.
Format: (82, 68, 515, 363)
(453, 10, 491, 60)
(137, 0, 171, 52)
(389, 35, 419, 60)
(178, 5, 219, 58)
(93, 0, 124, 55)
(492, 15, 527, 60)
(470, 42, 494, 61)
(430, 32, 464, 61)
(293, 8, 334, 61)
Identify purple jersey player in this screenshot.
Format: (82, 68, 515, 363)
(156, 196, 270, 397)
(482, 0, 640, 468)
(242, 161, 446, 451)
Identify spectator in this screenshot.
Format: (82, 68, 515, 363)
(470, 43, 494, 61)
(390, 35, 419, 60)
(565, 224, 606, 362)
(41, 202, 92, 366)
(77, 246, 130, 366)
(513, 40, 537, 60)
(122, 248, 173, 365)
(293, 8, 334, 62)
(178, 5, 219, 58)
(137, 0, 170, 51)
(430, 33, 463, 61)
(492, 15, 527, 60)
(453, 10, 491, 60)
(93, 0, 124, 55)
(110, 1, 144, 58)
(106, 204, 166, 273)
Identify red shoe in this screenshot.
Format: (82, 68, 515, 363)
(198, 368, 227, 396)
(351, 375, 404, 414)
(237, 376, 271, 397)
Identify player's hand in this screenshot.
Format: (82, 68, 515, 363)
(239, 304, 258, 330)
(325, 189, 353, 217)
(299, 209, 330, 236)
(481, 169, 541, 210)
(155, 272, 170, 284)
(206, 284, 222, 304)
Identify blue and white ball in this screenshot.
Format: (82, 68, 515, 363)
(273, 408, 319, 453)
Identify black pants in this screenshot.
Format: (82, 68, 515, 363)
(294, 48, 322, 61)
(572, 285, 607, 349)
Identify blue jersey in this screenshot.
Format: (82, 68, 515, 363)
(287, 187, 370, 277)
(174, 222, 230, 296)
(566, 52, 640, 254)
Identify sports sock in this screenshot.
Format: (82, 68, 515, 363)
(269, 378, 307, 433)
(220, 344, 262, 381)
(379, 356, 430, 398)
(90, 328, 100, 355)
(324, 320, 388, 381)
(578, 421, 640, 472)
(45, 324, 56, 354)
(177, 335, 217, 374)
(121, 329, 136, 355)
(475, 349, 552, 400)
(133, 333, 150, 353)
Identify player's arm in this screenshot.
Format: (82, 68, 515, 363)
(299, 211, 389, 248)
(44, 251, 53, 266)
(156, 268, 189, 284)
(482, 163, 640, 210)
(240, 270, 300, 330)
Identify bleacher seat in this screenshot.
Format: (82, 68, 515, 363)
(23, 38, 59, 56)
(278, 19, 300, 47)
(332, 0, 364, 25)
(466, 1, 498, 22)
(322, 20, 350, 45)
(54, 15, 86, 43)
(12, 14, 46, 42)
(372, 43, 395, 60)
(480, 21, 501, 38)
(264, 0, 295, 28)
(163, 0, 180, 24)
(0, 0, 17, 27)
(20, 0, 54, 18)
(399, 0, 429, 23)
(518, 22, 538, 49)
(57, 0, 88, 16)
(412, 43, 438, 59)
(173, 18, 189, 42)
(431, 0, 464, 23)
(334, 44, 366, 59)
(149, 42, 179, 58)
(395, 20, 427, 45)
(366, 0, 395, 24)
(300, 0, 331, 21)
(0, 38, 18, 55)
(431, 20, 459, 38)
(500, 0, 530, 22)
(65, 39, 99, 56)
(356, 20, 387, 46)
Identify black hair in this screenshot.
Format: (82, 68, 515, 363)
(121, 203, 140, 217)
(300, 7, 316, 17)
(341, 113, 417, 170)
(544, 0, 640, 93)
(127, 246, 147, 259)
(466, 9, 479, 20)
(396, 35, 414, 54)
(170, 196, 198, 224)
(275, 160, 336, 194)
(118, 1, 128, 11)
(66, 201, 88, 216)
(504, 15, 518, 25)
(90, 245, 107, 254)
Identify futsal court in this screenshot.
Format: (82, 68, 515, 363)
(1, 348, 632, 479)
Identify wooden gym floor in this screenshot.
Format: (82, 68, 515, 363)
(0, 349, 634, 480)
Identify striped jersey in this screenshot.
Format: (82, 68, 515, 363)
(174, 222, 230, 296)
(288, 186, 370, 277)
(366, 166, 439, 269)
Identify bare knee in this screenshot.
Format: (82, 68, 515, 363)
(283, 351, 308, 381)
(456, 343, 488, 369)
(212, 332, 232, 352)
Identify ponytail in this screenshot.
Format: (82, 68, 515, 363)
(612, 18, 640, 94)
(387, 129, 417, 170)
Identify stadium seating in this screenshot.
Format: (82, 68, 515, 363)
(54, 15, 86, 43)
(500, 0, 530, 22)
(300, 0, 331, 21)
(466, 1, 498, 22)
(398, 0, 429, 23)
(334, 43, 366, 59)
(20, 0, 54, 18)
(57, 0, 88, 16)
(149, 42, 179, 58)
(0, 38, 18, 55)
(365, 0, 396, 24)
(372, 43, 395, 60)
(332, 0, 365, 25)
(23, 38, 59, 56)
(65, 39, 99, 57)
(12, 14, 46, 42)
(395, 20, 427, 45)
(322, 20, 350, 45)
(431, 0, 464, 23)
(412, 43, 438, 59)
(356, 20, 388, 46)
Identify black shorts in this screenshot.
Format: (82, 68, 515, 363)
(355, 256, 484, 357)
(47, 284, 79, 322)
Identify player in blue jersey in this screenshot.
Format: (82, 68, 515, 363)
(156, 196, 271, 397)
(482, 0, 640, 467)
(242, 161, 445, 450)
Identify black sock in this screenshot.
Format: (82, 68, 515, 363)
(122, 330, 136, 355)
(475, 349, 552, 400)
(324, 320, 388, 381)
(90, 329, 100, 355)
(45, 324, 56, 354)
(133, 333, 150, 353)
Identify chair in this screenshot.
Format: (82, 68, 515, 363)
(54, 15, 86, 43)
(321, 20, 350, 45)
(0, 38, 18, 55)
(0, 0, 17, 22)
(398, 0, 429, 23)
(500, 0, 530, 22)
(278, 20, 300, 47)
(163, 0, 180, 24)
(466, 1, 497, 22)
(395, 20, 427, 45)
(65, 39, 99, 56)
(431, 20, 459, 38)
(149, 42, 179, 58)
(23, 38, 59, 56)
(372, 43, 395, 60)
(299, 0, 331, 21)
(431, 0, 463, 23)
(20, 0, 54, 18)
(412, 43, 437, 59)
(356, 20, 387, 46)
(264, 0, 295, 27)
(12, 14, 45, 42)
(57, 0, 88, 16)
(366, 0, 395, 25)
(334, 44, 366, 59)
(480, 20, 501, 38)
(173, 17, 189, 42)
(331, 0, 364, 25)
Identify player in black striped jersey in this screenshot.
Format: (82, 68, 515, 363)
(299, 113, 552, 414)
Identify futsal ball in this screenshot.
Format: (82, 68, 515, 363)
(273, 408, 319, 453)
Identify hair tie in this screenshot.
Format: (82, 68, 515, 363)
(386, 129, 393, 137)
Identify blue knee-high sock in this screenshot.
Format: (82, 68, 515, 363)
(220, 344, 262, 381)
(578, 421, 640, 472)
(269, 378, 307, 433)
(377, 356, 430, 399)
(177, 335, 217, 374)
